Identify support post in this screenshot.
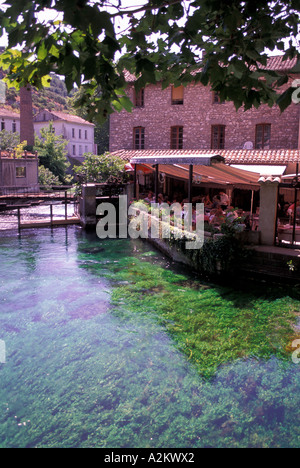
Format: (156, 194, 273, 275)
(188, 164, 193, 205)
(65, 191, 68, 220)
(50, 204, 53, 226)
(258, 178, 280, 246)
(80, 184, 97, 228)
(17, 208, 21, 233)
(134, 165, 137, 199)
(155, 164, 159, 203)
(292, 163, 299, 245)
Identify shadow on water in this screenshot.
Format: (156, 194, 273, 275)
(0, 227, 299, 448)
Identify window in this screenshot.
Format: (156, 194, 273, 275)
(170, 126, 183, 149)
(171, 85, 184, 105)
(73, 145, 76, 156)
(79, 129, 82, 139)
(133, 127, 145, 149)
(85, 130, 88, 140)
(135, 88, 145, 107)
(255, 124, 271, 149)
(85, 146, 88, 153)
(211, 125, 226, 149)
(72, 128, 75, 138)
(12, 121, 17, 133)
(16, 167, 26, 178)
(1, 119, 5, 131)
(213, 91, 223, 104)
(79, 145, 82, 156)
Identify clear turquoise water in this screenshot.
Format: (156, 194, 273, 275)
(0, 227, 299, 448)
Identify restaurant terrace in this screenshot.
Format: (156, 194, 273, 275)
(110, 149, 300, 247)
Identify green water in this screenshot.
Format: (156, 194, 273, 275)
(0, 227, 299, 448)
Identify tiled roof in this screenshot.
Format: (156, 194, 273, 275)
(34, 110, 94, 126)
(123, 55, 299, 82)
(258, 55, 298, 72)
(111, 149, 218, 161)
(219, 149, 300, 165)
(50, 111, 94, 126)
(110, 149, 300, 165)
(0, 108, 20, 118)
(123, 70, 137, 83)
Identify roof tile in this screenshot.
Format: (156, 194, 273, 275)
(110, 149, 300, 165)
(124, 55, 299, 82)
(0, 108, 20, 118)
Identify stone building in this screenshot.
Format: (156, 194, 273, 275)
(0, 150, 39, 195)
(109, 55, 300, 160)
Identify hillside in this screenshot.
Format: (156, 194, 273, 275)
(5, 73, 73, 114)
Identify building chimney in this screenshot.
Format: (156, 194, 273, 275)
(20, 84, 35, 149)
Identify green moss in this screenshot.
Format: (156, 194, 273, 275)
(0, 231, 299, 448)
(104, 254, 299, 379)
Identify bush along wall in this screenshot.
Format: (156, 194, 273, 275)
(129, 201, 250, 280)
(167, 232, 250, 280)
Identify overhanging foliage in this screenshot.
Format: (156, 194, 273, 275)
(0, 0, 299, 122)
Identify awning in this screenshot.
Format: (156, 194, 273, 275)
(125, 163, 154, 174)
(157, 163, 260, 190)
(231, 165, 287, 176)
(129, 151, 225, 166)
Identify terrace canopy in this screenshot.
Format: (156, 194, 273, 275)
(124, 150, 261, 202)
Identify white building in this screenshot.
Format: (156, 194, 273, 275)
(0, 108, 20, 134)
(0, 108, 96, 162)
(33, 110, 95, 162)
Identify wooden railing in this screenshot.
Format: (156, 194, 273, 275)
(0, 150, 38, 159)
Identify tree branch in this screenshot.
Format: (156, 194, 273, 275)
(108, 0, 183, 18)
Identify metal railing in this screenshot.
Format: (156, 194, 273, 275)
(0, 185, 76, 198)
(0, 185, 40, 196)
(0, 198, 79, 232)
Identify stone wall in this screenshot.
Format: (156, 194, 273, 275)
(0, 155, 39, 193)
(110, 79, 300, 152)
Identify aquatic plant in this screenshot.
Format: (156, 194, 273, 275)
(98, 250, 300, 379)
(0, 230, 299, 448)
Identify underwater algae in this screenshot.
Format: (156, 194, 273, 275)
(0, 230, 299, 448)
(88, 249, 300, 380)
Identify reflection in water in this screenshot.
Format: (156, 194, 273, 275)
(0, 227, 299, 448)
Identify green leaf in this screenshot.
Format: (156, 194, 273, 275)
(276, 87, 294, 113)
(290, 60, 300, 74)
(41, 75, 51, 88)
(37, 42, 48, 61)
(118, 95, 133, 113)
